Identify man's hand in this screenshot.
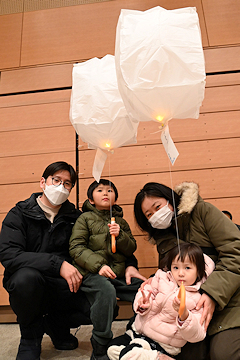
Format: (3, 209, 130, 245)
(60, 261, 83, 293)
(125, 266, 147, 285)
(196, 293, 216, 330)
(99, 265, 116, 279)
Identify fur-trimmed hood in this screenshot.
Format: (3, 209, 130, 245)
(174, 182, 199, 215)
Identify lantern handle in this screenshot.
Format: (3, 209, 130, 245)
(178, 281, 186, 317)
(111, 217, 116, 253)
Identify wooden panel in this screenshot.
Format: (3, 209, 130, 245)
(0, 126, 75, 158)
(0, 102, 72, 132)
(0, 263, 4, 275)
(0, 306, 17, 323)
(0, 13, 22, 70)
(204, 46, 240, 73)
(0, 276, 9, 305)
(0, 89, 71, 108)
(202, 0, 240, 46)
(78, 138, 240, 178)
(201, 85, 240, 113)
(1, 45, 240, 95)
(135, 236, 158, 268)
(0, 64, 73, 95)
(20, 0, 208, 67)
(206, 73, 240, 87)
(138, 268, 157, 278)
(0, 152, 76, 185)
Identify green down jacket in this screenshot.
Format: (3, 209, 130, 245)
(152, 182, 240, 336)
(69, 200, 137, 278)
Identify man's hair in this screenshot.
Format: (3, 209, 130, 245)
(166, 243, 206, 283)
(42, 161, 77, 187)
(87, 179, 118, 201)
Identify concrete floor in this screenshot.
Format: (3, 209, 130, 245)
(0, 320, 128, 360)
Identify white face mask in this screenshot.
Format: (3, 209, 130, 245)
(148, 202, 174, 229)
(44, 183, 70, 206)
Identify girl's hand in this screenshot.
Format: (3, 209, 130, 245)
(108, 222, 120, 237)
(172, 297, 188, 321)
(137, 289, 152, 312)
(196, 293, 216, 330)
(138, 277, 153, 292)
(99, 265, 116, 279)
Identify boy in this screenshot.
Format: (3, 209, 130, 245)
(69, 179, 143, 360)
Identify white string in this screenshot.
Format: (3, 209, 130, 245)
(168, 157, 181, 255)
(108, 152, 113, 219)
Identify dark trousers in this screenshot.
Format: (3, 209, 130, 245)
(80, 273, 143, 345)
(209, 328, 240, 360)
(5, 267, 90, 339)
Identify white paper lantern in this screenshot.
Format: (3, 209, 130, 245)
(69, 54, 139, 151)
(115, 6, 206, 127)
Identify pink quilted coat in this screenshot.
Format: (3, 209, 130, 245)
(133, 254, 215, 348)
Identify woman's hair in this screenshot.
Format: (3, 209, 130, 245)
(166, 243, 206, 283)
(87, 179, 118, 201)
(42, 161, 77, 187)
(134, 182, 180, 237)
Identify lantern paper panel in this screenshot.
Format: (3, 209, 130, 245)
(69, 54, 139, 151)
(115, 6, 206, 127)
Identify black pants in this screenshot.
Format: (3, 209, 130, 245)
(5, 267, 91, 339)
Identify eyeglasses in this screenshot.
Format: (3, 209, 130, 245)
(51, 177, 73, 190)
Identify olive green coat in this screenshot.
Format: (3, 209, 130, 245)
(152, 182, 240, 336)
(69, 200, 137, 278)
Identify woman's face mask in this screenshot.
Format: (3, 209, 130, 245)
(148, 202, 174, 229)
(44, 183, 70, 206)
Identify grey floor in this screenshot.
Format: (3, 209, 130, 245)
(0, 320, 128, 360)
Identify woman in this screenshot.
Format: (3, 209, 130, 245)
(134, 181, 240, 360)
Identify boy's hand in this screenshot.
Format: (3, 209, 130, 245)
(108, 222, 120, 237)
(99, 265, 117, 279)
(60, 260, 83, 293)
(172, 296, 189, 321)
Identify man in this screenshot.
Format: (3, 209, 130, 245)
(0, 161, 145, 360)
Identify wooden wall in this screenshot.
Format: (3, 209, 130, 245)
(0, 0, 240, 319)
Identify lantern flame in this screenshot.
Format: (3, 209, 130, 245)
(105, 142, 111, 148)
(156, 115, 164, 122)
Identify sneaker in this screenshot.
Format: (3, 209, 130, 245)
(16, 337, 42, 360)
(44, 315, 78, 350)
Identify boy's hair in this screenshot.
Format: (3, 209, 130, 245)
(166, 243, 206, 283)
(87, 179, 118, 201)
(42, 161, 77, 187)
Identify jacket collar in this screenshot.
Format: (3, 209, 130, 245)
(82, 199, 123, 218)
(174, 182, 199, 215)
(16, 192, 81, 220)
